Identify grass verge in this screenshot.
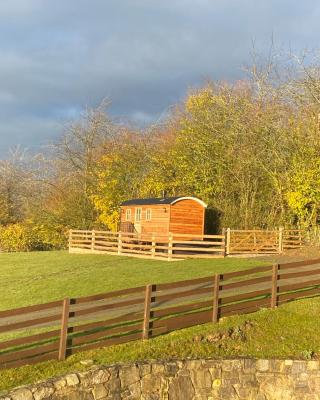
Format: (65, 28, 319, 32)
(1, 296, 320, 392)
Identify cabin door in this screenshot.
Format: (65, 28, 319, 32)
(134, 208, 142, 234)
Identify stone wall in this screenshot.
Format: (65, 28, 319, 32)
(2, 358, 320, 400)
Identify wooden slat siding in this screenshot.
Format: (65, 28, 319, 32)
(222, 265, 272, 279)
(151, 300, 212, 319)
(219, 289, 271, 305)
(0, 341, 59, 364)
(169, 199, 204, 236)
(151, 309, 212, 332)
(153, 286, 213, 303)
(142, 285, 152, 340)
(0, 351, 59, 371)
(278, 278, 320, 293)
(58, 298, 70, 361)
(69, 333, 142, 355)
(220, 275, 271, 290)
(69, 297, 145, 319)
(74, 286, 145, 304)
(0, 313, 62, 334)
(0, 300, 62, 319)
(121, 204, 170, 237)
(71, 323, 143, 347)
(278, 258, 320, 271)
(278, 287, 320, 303)
(271, 264, 279, 308)
(212, 274, 220, 323)
(68, 312, 144, 334)
(0, 329, 60, 351)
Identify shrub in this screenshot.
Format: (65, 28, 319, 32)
(0, 223, 67, 252)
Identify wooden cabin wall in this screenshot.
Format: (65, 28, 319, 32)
(120, 205, 170, 237)
(169, 200, 205, 235)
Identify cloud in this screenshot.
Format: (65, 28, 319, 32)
(0, 0, 320, 156)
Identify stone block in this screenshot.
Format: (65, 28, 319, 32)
(93, 384, 108, 400)
(168, 375, 195, 400)
(308, 361, 320, 371)
(292, 361, 307, 374)
(66, 374, 80, 386)
(92, 370, 110, 385)
(119, 365, 140, 387)
(256, 359, 269, 372)
(33, 386, 54, 400)
(11, 388, 33, 400)
(190, 369, 212, 389)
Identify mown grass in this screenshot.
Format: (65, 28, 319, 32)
(1, 296, 320, 392)
(0, 251, 267, 310)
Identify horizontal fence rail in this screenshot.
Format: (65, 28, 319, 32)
(69, 228, 306, 259)
(69, 230, 226, 260)
(1, 257, 320, 370)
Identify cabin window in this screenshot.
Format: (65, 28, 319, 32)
(146, 208, 152, 221)
(135, 208, 142, 222)
(125, 209, 131, 221)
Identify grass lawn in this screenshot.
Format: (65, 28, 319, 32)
(1, 296, 320, 392)
(0, 250, 267, 310)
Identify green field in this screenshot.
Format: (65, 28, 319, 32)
(1, 251, 320, 393)
(0, 251, 266, 310)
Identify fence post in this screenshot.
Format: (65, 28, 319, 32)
(168, 233, 173, 261)
(212, 273, 220, 323)
(91, 230, 95, 252)
(221, 228, 226, 257)
(271, 264, 279, 308)
(226, 228, 231, 256)
(68, 230, 72, 253)
(151, 234, 156, 258)
(278, 227, 284, 253)
(118, 232, 122, 255)
(142, 284, 152, 340)
(58, 298, 70, 361)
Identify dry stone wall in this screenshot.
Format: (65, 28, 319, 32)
(2, 358, 320, 400)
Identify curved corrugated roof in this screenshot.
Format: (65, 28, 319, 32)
(120, 196, 207, 207)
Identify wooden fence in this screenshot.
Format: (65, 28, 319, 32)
(226, 228, 304, 255)
(1, 257, 320, 370)
(69, 228, 305, 259)
(69, 230, 226, 260)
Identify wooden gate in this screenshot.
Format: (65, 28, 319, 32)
(228, 229, 280, 254)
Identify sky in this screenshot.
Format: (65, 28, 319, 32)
(0, 0, 319, 157)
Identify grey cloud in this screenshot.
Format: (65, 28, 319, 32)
(0, 0, 320, 156)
